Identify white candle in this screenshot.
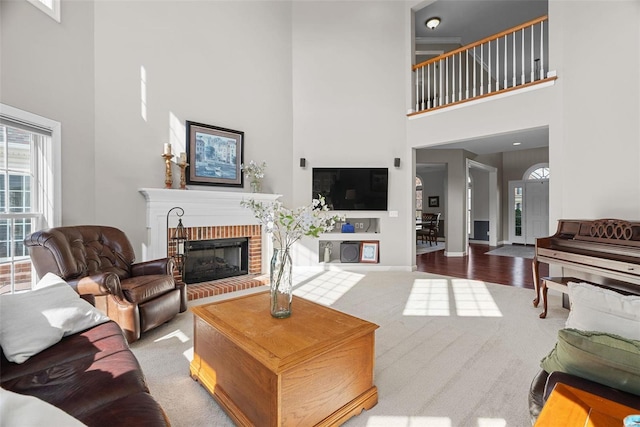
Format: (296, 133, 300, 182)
(163, 143, 172, 155)
(179, 152, 187, 164)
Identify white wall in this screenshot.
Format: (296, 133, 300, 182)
(0, 0, 96, 225)
(92, 1, 294, 259)
(548, 0, 640, 222)
(290, 2, 409, 267)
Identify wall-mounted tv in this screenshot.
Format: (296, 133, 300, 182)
(312, 167, 388, 211)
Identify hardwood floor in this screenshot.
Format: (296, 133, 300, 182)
(416, 243, 548, 290)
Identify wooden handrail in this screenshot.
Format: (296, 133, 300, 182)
(407, 76, 557, 117)
(412, 15, 548, 71)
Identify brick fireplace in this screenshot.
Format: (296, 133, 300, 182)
(140, 188, 280, 301)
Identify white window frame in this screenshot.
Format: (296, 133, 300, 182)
(523, 163, 550, 180)
(0, 104, 61, 292)
(27, 0, 61, 23)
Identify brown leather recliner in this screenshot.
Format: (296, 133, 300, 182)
(25, 225, 187, 343)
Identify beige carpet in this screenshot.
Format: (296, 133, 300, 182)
(130, 271, 567, 427)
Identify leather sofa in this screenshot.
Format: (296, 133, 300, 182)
(1, 320, 170, 426)
(25, 225, 187, 343)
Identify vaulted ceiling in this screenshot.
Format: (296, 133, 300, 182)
(414, 0, 549, 158)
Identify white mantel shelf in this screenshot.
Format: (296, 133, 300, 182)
(139, 188, 280, 261)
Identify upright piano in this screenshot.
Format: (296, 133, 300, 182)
(532, 218, 640, 317)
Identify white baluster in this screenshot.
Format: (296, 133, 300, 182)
(452, 54, 455, 102)
(540, 21, 545, 78)
(445, 57, 449, 105)
(465, 49, 469, 100)
(421, 67, 425, 110)
(521, 28, 525, 84)
(530, 24, 535, 82)
(473, 46, 477, 97)
(504, 34, 508, 89)
(458, 52, 462, 101)
(415, 69, 419, 111)
(439, 59, 444, 106)
(480, 44, 484, 95)
(488, 41, 492, 93)
(512, 31, 516, 87)
(496, 38, 500, 90)
(427, 63, 431, 108)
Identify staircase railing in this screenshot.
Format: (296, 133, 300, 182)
(410, 15, 556, 115)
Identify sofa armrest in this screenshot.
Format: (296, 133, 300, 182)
(67, 273, 123, 299)
(528, 369, 549, 424)
(131, 258, 175, 277)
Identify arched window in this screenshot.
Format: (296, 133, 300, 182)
(523, 163, 549, 180)
(415, 176, 423, 221)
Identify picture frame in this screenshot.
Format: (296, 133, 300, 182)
(428, 196, 439, 208)
(185, 121, 244, 187)
(360, 241, 379, 263)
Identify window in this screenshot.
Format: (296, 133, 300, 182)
(0, 105, 60, 294)
(513, 187, 523, 237)
(415, 176, 423, 221)
(27, 0, 61, 22)
(525, 164, 550, 180)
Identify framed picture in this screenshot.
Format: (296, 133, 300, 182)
(186, 121, 244, 187)
(360, 241, 379, 263)
(428, 196, 439, 208)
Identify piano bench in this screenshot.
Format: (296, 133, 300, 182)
(539, 277, 578, 319)
(539, 276, 640, 319)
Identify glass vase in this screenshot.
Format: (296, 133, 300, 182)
(250, 179, 261, 193)
(270, 248, 292, 318)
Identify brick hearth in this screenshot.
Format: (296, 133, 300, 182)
(185, 273, 269, 301)
(169, 224, 267, 301)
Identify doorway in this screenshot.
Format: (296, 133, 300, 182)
(508, 177, 549, 245)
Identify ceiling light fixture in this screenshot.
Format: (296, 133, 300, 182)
(513, 142, 521, 146)
(425, 17, 441, 30)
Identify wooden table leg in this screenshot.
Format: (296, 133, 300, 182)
(539, 280, 548, 319)
(532, 256, 541, 307)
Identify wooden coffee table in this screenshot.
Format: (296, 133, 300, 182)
(190, 291, 379, 426)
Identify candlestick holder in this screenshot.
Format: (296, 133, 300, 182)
(162, 154, 174, 188)
(178, 162, 189, 190)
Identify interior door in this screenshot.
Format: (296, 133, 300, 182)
(524, 180, 549, 244)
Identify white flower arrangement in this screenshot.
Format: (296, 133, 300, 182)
(241, 160, 267, 182)
(240, 196, 344, 251)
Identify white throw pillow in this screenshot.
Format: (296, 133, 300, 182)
(32, 271, 69, 289)
(0, 273, 109, 364)
(565, 281, 640, 341)
(0, 388, 87, 427)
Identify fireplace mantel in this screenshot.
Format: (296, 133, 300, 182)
(139, 188, 280, 262)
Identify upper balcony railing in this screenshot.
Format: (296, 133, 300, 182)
(409, 16, 556, 116)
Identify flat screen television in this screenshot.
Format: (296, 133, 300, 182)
(312, 167, 388, 211)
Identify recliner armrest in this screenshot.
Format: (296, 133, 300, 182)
(131, 258, 175, 277)
(68, 273, 123, 299)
